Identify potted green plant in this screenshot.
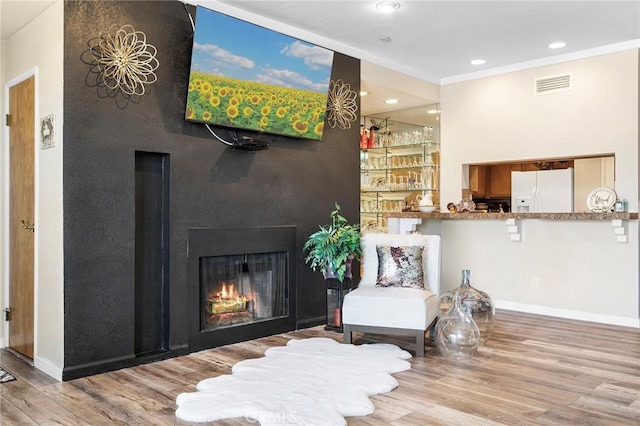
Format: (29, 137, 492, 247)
(303, 203, 362, 283)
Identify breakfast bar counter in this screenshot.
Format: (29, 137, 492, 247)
(383, 211, 637, 243)
(377, 204, 639, 328)
(382, 211, 638, 220)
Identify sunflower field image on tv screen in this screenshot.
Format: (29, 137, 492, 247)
(185, 6, 334, 141)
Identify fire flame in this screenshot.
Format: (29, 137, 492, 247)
(220, 282, 237, 299)
(209, 282, 249, 315)
(210, 282, 247, 303)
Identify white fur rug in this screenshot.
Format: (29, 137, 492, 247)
(175, 337, 412, 425)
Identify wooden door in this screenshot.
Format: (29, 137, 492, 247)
(8, 77, 35, 359)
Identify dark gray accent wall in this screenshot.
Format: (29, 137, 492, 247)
(63, 0, 361, 379)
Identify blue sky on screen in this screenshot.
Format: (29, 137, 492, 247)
(191, 6, 334, 93)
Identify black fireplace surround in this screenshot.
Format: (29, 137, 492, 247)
(61, 1, 359, 380)
(187, 226, 297, 352)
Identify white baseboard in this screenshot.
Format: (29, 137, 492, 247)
(495, 300, 640, 329)
(34, 355, 63, 382)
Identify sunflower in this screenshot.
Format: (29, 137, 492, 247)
(209, 96, 221, 108)
(249, 94, 261, 105)
(314, 122, 324, 136)
(201, 82, 212, 94)
(202, 111, 212, 121)
(276, 107, 287, 119)
(243, 106, 253, 117)
(292, 120, 308, 134)
(226, 105, 239, 119)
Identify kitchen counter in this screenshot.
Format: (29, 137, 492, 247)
(383, 211, 638, 220)
(384, 210, 636, 242)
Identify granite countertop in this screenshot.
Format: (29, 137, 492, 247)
(383, 211, 639, 220)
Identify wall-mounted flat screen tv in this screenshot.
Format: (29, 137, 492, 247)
(186, 6, 335, 141)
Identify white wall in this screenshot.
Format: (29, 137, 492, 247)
(441, 49, 639, 210)
(418, 219, 638, 326)
(1, 0, 64, 380)
(435, 49, 639, 326)
(361, 60, 440, 104)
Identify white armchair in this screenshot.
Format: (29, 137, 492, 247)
(342, 233, 441, 356)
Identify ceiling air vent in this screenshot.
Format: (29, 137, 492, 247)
(535, 74, 572, 95)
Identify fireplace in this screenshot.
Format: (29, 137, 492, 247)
(187, 226, 297, 352)
(200, 252, 288, 330)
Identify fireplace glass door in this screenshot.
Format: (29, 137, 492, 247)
(200, 252, 288, 331)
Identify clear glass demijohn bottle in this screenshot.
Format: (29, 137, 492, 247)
(439, 269, 495, 344)
(435, 291, 481, 360)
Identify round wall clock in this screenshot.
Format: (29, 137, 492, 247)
(586, 187, 616, 212)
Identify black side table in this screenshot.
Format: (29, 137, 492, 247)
(325, 278, 355, 332)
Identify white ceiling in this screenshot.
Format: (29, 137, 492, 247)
(211, 0, 640, 84)
(199, 0, 640, 119)
(3, 0, 639, 121)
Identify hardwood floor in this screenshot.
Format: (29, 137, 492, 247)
(1, 310, 639, 425)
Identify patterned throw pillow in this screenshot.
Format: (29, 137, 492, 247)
(375, 245, 425, 289)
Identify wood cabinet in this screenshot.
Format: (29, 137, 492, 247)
(488, 164, 520, 198)
(470, 164, 517, 198)
(469, 165, 488, 197)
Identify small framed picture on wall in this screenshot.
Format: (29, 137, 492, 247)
(40, 114, 56, 149)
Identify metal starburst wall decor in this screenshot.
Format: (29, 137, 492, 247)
(326, 79, 358, 129)
(89, 25, 159, 96)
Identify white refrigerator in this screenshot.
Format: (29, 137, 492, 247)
(511, 168, 574, 213)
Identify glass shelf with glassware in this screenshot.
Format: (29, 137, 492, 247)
(360, 192, 415, 233)
(360, 105, 440, 233)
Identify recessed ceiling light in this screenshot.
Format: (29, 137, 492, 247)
(385, 99, 399, 104)
(470, 59, 486, 65)
(360, 91, 368, 96)
(375, 1, 401, 13)
(379, 36, 392, 43)
(548, 41, 567, 49)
